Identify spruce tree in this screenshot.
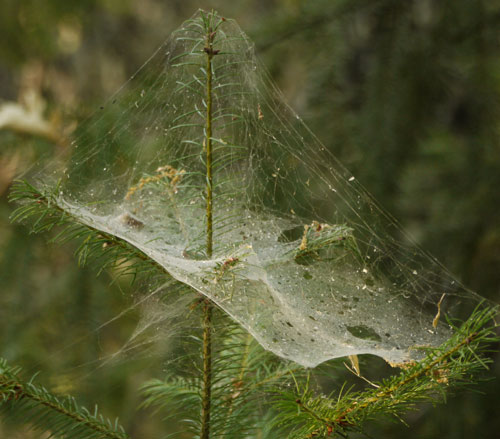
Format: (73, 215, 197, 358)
(2, 10, 498, 439)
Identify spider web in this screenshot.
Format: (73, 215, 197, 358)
(31, 10, 480, 368)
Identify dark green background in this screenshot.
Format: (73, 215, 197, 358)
(1, 1, 499, 438)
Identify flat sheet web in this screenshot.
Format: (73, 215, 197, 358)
(39, 10, 479, 368)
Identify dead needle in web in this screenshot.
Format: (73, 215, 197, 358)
(433, 293, 447, 329)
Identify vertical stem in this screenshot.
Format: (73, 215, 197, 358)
(201, 300, 213, 439)
(201, 22, 216, 439)
(205, 39, 214, 258)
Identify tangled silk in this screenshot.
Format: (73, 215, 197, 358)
(33, 10, 481, 367)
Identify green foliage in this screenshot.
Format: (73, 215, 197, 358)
(9, 179, 167, 283)
(142, 314, 300, 438)
(271, 306, 499, 438)
(0, 358, 129, 439)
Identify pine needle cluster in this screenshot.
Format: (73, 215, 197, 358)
(0, 358, 129, 439)
(271, 307, 498, 438)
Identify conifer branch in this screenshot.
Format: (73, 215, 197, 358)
(9, 180, 169, 282)
(271, 306, 499, 438)
(0, 358, 129, 439)
(140, 310, 300, 438)
(219, 331, 253, 436)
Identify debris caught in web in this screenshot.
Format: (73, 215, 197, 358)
(25, 10, 481, 368)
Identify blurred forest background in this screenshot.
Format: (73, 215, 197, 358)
(1, 0, 499, 438)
